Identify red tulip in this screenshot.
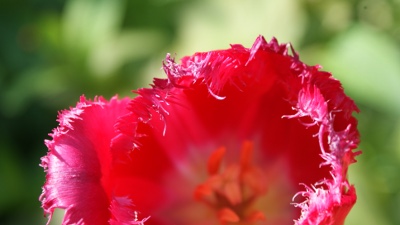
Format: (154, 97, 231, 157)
(41, 36, 360, 225)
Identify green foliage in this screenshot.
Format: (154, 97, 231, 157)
(0, 0, 399, 224)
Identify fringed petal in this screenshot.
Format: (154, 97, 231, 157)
(40, 96, 131, 225)
(111, 36, 359, 224)
(43, 35, 360, 225)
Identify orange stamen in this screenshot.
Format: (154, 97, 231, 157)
(195, 141, 268, 224)
(207, 146, 226, 175)
(218, 207, 240, 224)
(240, 141, 254, 169)
(247, 210, 267, 223)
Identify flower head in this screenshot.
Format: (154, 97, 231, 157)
(41, 36, 360, 225)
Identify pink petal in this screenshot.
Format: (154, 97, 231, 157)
(41, 96, 132, 225)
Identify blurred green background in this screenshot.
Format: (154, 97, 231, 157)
(1, 0, 399, 224)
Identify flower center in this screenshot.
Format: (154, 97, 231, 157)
(193, 141, 268, 224)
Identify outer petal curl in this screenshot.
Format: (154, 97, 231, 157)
(40, 96, 150, 225)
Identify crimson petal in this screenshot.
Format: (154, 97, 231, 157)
(112, 36, 360, 224)
(40, 96, 147, 225)
(41, 36, 360, 225)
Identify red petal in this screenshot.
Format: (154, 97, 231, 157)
(43, 36, 359, 224)
(113, 36, 360, 224)
(40, 96, 130, 225)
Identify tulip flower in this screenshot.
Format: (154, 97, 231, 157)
(40, 36, 360, 225)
